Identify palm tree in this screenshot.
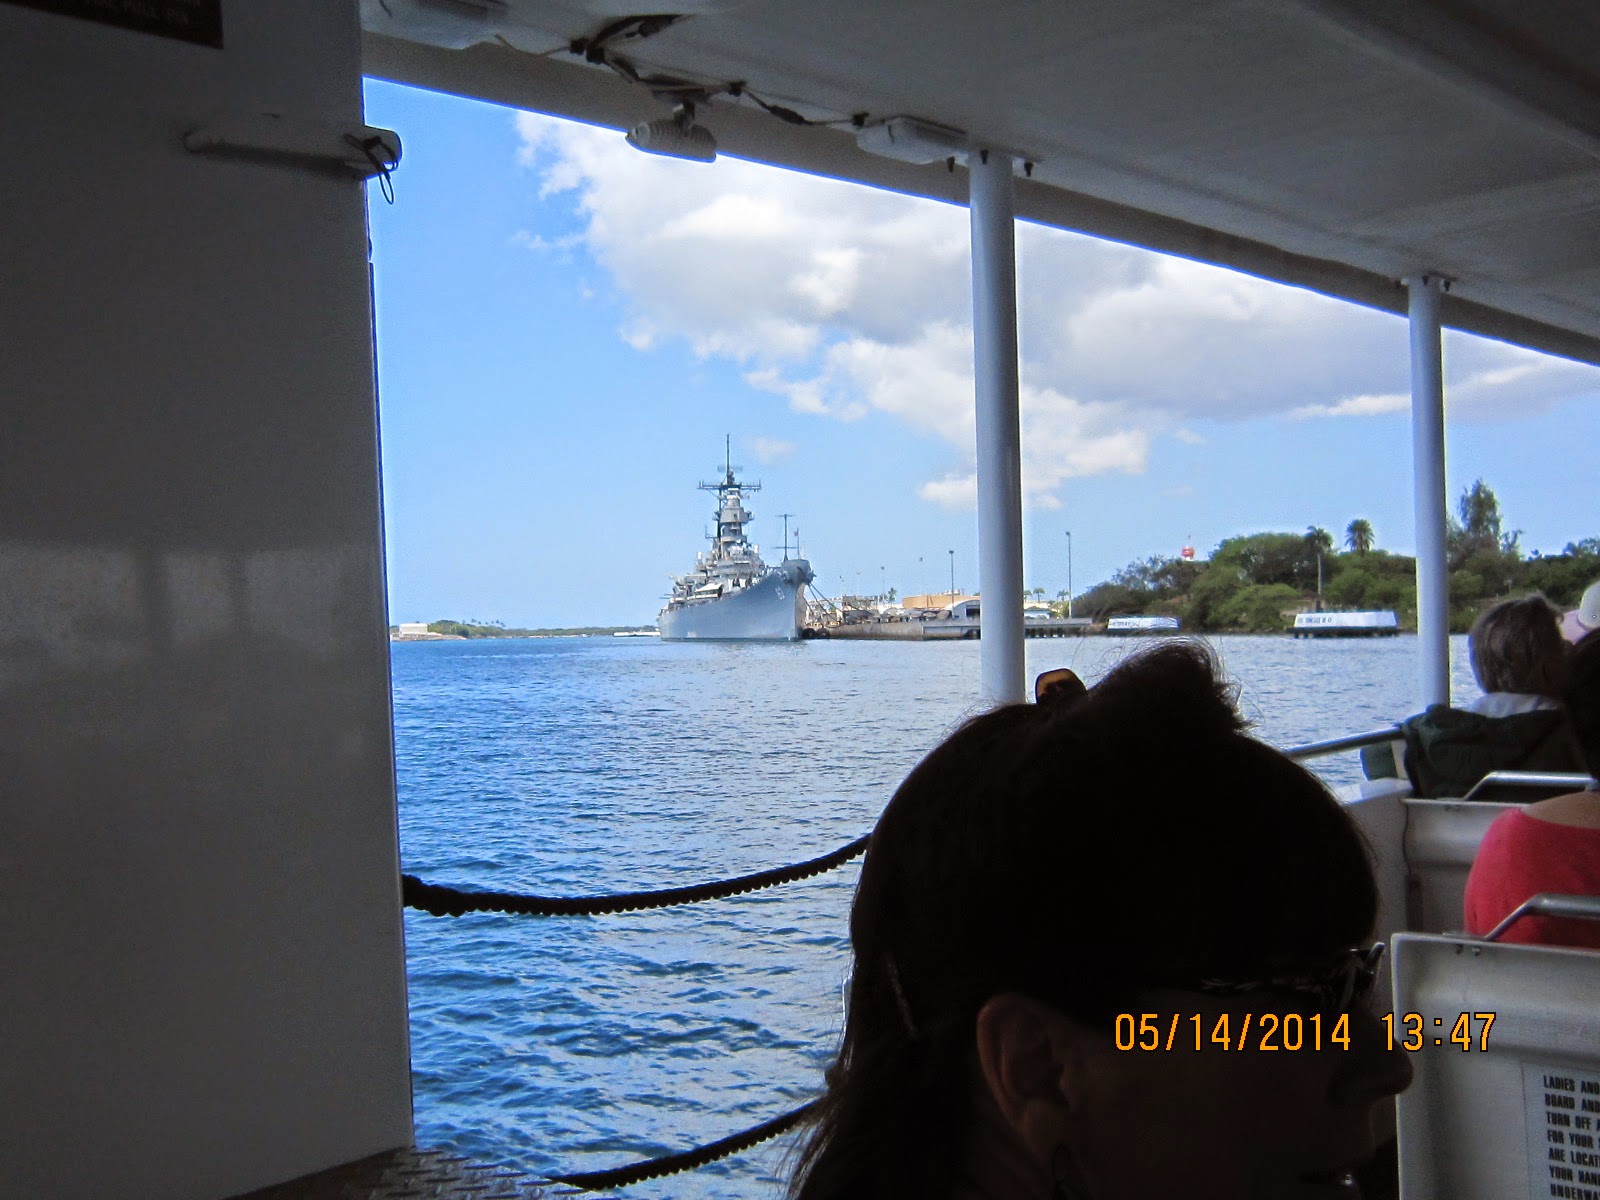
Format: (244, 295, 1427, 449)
(1345, 518, 1374, 555)
(1304, 526, 1333, 606)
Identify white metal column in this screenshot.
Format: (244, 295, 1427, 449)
(1408, 275, 1451, 709)
(969, 149, 1026, 705)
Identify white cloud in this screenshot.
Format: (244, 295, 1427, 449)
(919, 475, 977, 510)
(1290, 348, 1600, 420)
(748, 436, 796, 464)
(745, 366, 867, 420)
(510, 111, 1600, 505)
(620, 319, 657, 352)
(1438, 349, 1600, 420)
(1291, 392, 1409, 419)
(511, 229, 582, 254)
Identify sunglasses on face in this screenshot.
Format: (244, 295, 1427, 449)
(1190, 943, 1385, 1016)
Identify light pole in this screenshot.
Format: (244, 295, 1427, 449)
(948, 549, 956, 601)
(1065, 530, 1073, 619)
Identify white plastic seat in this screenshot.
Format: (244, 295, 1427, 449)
(1401, 798, 1520, 932)
(1393, 902, 1600, 1199)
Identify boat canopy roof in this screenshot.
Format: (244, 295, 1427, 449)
(363, 0, 1600, 368)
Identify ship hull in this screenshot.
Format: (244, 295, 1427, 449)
(659, 561, 812, 641)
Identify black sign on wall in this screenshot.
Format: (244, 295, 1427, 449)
(5, 0, 224, 48)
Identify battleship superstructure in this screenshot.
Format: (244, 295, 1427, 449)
(658, 446, 814, 641)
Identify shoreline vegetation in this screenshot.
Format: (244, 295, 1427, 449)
(391, 620, 656, 640)
(1065, 482, 1596, 634)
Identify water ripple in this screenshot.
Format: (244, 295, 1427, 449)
(394, 634, 1480, 1197)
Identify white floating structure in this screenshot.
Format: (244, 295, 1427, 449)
(1293, 610, 1402, 637)
(1106, 615, 1181, 634)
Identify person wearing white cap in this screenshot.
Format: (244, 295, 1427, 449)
(1562, 579, 1600, 644)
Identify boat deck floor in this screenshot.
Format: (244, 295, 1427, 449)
(229, 1147, 588, 1200)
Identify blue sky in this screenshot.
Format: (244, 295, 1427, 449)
(365, 80, 1600, 629)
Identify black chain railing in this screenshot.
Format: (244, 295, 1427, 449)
(548, 1101, 817, 1191)
(403, 835, 865, 1188)
(401, 832, 870, 918)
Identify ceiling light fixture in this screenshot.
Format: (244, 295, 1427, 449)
(626, 103, 718, 162)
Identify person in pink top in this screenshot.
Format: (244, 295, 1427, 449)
(1464, 631, 1600, 948)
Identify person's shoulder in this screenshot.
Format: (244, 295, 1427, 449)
(1524, 791, 1600, 832)
(1402, 704, 1477, 732)
(1404, 703, 1563, 739)
(1464, 692, 1561, 718)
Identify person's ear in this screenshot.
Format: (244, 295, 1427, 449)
(974, 993, 1082, 1155)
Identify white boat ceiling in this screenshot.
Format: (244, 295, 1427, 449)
(362, 0, 1600, 367)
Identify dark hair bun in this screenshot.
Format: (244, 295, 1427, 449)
(1076, 640, 1246, 744)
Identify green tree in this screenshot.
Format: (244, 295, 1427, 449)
(1150, 556, 1203, 597)
(1449, 570, 1485, 604)
(1326, 568, 1372, 608)
(1212, 533, 1309, 589)
(1368, 576, 1417, 612)
(1459, 479, 1501, 546)
(1522, 539, 1600, 606)
(1345, 519, 1374, 554)
(1216, 583, 1302, 632)
(1304, 526, 1334, 598)
(1182, 561, 1241, 629)
(1076, 580, 1147, 618)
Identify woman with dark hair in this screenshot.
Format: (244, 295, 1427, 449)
(790, 642, 1411, 1200)
(1464, 631, 1600, 948)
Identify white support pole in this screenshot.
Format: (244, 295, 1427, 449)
(1408, 274, 1451, 709)
(969, 148, 1026, 705)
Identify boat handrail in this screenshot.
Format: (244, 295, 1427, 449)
(1481, 892, 1600, 942)
(1460, 770, 1596, 801)
(1284, 727, 1401, 761)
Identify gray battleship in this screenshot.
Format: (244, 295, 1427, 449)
(658, 447, 814, 641)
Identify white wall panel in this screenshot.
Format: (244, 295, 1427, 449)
(0, 3, 412, 1197)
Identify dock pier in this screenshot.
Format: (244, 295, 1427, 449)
(805, 617, 1096, 640)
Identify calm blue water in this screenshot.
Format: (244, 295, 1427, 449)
(393, 635, 1482, 1197)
